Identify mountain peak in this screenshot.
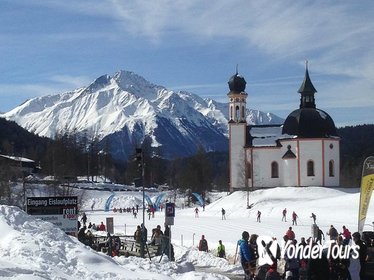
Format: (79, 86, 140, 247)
(0, 69, 284, 160)
(86, 74, 111, 93)
(113, 70, 158, 92)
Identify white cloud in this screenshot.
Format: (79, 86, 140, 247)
(3, 0, 373, 123)
(49, 75, 92, 88)
(20, 1, 374, 79)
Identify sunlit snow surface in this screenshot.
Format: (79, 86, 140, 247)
(0, 186, 372, 279)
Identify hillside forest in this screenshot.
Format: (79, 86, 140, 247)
(0, 118, 373, 196)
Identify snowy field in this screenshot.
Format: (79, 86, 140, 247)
(0, 186, 373, 279)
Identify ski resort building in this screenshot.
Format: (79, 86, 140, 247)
(228, 66, 340, 191)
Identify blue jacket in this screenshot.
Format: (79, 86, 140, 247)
(238, 239, 252, 263)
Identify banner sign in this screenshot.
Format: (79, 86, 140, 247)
(165, 202, 175, 225)
(106, 217, 114, 234)
(358, 156, 374, 234)
(165, 202, 175, 217)
(26, 196, 78, 233)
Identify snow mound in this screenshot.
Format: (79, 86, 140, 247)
(0, 205, 168, 280)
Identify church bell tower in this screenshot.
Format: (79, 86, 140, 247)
(227, 71, 248, 192)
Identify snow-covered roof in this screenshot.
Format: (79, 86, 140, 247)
(248, 125, 295, 147)
(0, 154, 35, 163)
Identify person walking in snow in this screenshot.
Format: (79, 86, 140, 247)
(257, 210, 261, 223)
(198, 235, 208, 252)
(292, 211, 298, 225)
(282, 208, 287, 222)
(221, 208, 226, 220)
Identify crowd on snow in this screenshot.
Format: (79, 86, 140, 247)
(75, 212, 174, 260)
(74, 206, 371, 279)
(196, 209, 370, 280)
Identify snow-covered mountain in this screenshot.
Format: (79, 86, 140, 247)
(0, 70, 283, 160)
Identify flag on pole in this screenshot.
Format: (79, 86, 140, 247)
(358, 156, 374, 234)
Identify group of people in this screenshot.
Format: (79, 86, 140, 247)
(236, 225, 369, 280)
(133, 223, 175, 260)
(198, 235, 226, 259)
(281, 208, 299, 225)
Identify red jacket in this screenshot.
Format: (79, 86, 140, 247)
(99, 223, 106, 231)
(286, 230, 295, 240)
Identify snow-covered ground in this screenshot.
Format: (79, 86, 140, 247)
(0, 186, 373, 279)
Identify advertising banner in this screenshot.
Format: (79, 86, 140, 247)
(358, 156, 374, 234)
(26, 196, 78, 233)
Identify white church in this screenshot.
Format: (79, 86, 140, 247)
(228, 66, 340, 191)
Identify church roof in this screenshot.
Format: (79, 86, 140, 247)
(227, 72, 246, 94)
(282, 146, 297, 159)
(282, 108, 338, 138)
(298, 65, 317, 94)
(282, 65, 338, 138)
(247, 125, 293, 147)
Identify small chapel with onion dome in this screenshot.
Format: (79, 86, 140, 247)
(228, 64, 340, 191)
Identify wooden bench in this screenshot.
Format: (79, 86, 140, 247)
(118, 240, 161, 258)
(90, 234, 161, 258)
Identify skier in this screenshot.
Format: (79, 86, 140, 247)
(292, 211, 298, 225)
(194, 207, 199, 218)
(221, 208, 226, 220)
(217, 240, 226, 258)
(257, 210, 261, 223)
(282, 208, 287, 222)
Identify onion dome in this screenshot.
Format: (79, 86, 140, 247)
(228, 73, 246, 93)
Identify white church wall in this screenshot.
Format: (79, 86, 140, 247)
(280, 140, 299, 186)
(246, 149, 252, 189)
(299, 140, 324, 186)
(252, 147, 282, 188)
(323, 139, 340, 186)
(282, 159, 298, 186)
(229, 124, 247, 190)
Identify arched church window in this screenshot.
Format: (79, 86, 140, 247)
(307, 160, 315, 176)
(241, 105, 245, 119)
(235, 105, 240, 120)
(230, 106, 233, 120)
(246, 162, 252, 179)
(329, 160, 334, 177)
(271, 161, 279, 178)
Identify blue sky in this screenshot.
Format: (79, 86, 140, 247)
(0, 0, 373, 127)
